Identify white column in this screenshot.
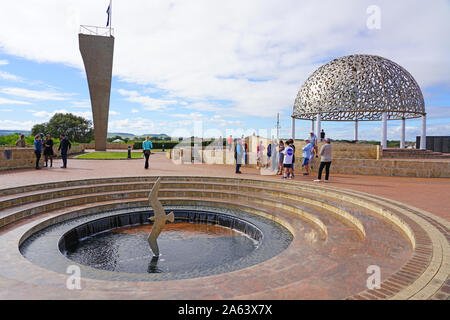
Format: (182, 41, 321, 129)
(381, 112, 387, 149)
(316, 114, 321, 140)
(291, 117, 296, 139)
(354, 120, 359, 141)
(311, 120, 315, 132)
(420, 114, 427, 150)
(400, 117, 406, 149)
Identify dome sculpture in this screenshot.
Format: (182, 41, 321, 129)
(292, 54, 425, 121)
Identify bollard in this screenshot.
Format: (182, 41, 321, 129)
(127, 146, 131, 159)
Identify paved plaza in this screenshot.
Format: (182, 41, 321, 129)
(1, 152, 449, 221)
(0, 152, 449, 300)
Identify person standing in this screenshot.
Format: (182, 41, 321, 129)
(34, 134, 42, 170)
(234, 139, 243, 174)
(15, 134, 26, 147)
(266, 140, 272, 168)
(43, 134, 54, 167)
(287, 139, 296, 177)
(310, 132, 318, 158)
(282, 141, 294, 179)
(143, 136, 153, 169)
(320, 129, 326, 142)
(58, 134, 71, 168)
(315, 138, 332, 183)
(302, 138, 314, 176)
(227, 135, 233, 151)
(277, 140, 285, 175)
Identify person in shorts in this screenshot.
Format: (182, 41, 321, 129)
(302, 138, 314, 176)
(282, 141, 294, 179)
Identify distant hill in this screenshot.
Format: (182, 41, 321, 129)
(0, 130, 31, 136)
(107, 132, 170, 139)
(1, 130, 170, 139)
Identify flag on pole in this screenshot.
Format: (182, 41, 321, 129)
(106, 2, 111, 27)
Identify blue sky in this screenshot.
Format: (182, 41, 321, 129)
(0, 0, 449, 141)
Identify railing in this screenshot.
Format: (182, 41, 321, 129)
(79, 25, 114, 37)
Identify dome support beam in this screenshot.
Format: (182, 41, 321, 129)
(400, 117, 406, 149)
(420, 114, 427, 150)
(381, 112, 388, 149)
(291, 117, 296, 139)
(316, 114, 321, 142)
(354, 120, 359, 142)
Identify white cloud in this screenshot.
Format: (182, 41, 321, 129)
(0, 119, 36, 130)
(29, 109, 91, 119)
(109, 117, 156, 133)
(0, 59, 8, 66)
(117, 89, 177, 111)
(109, 110, 120, 116)
(131, 108, 139, 113)
(0, 0, 448, 130)
(1, 87, 74, 101)
(0, 71, 23, 82)
(0, 97, 31, 105)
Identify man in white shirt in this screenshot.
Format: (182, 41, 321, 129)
(282, 141, 294, 179)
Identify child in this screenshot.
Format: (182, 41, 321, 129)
(282, 141, 294, 179)
(302, 138, 314, 176)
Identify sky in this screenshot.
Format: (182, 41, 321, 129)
(0, 0, 449, 141)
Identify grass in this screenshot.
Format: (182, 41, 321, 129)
(76, 152, 144, 159)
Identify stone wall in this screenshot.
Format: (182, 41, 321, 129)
(0, 147, 44, 170)
(0, 145, 85, 171)
(167, 143, 449, 178)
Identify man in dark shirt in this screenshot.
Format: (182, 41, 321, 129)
(58, 134, 71, 168)
(320, 129, 326, 142)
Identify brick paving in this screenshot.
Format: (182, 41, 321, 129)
(0, 152, 448, 300)
(1, 152, 449, 222)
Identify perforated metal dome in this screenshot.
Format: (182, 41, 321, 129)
(292, 54, 425, 121)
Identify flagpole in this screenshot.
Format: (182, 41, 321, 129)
(110, 0, 112, 36)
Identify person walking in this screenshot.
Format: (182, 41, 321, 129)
(277, 140, 285, 175)
(15, 134, 26, 147)
(34, 134, 42, 170)
(58, 134, 71, 168)
(143, 136, 153, 169)
(43, 134, 54, 167)
(314, 138, 332, 183)
(234, 139, 243, 174)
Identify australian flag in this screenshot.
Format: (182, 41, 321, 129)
(106, 3, 111, 27)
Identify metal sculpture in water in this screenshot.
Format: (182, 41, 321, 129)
(147, 177, 174, 256)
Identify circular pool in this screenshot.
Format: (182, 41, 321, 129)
(20, 206, 293, 281)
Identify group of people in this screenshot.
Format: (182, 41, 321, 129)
(234, 130, 332, 182)
(26, 133, 71, 170)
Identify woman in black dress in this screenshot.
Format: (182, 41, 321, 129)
(43, 134, 54, 167)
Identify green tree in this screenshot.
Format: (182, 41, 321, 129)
(31, 113, 94, 143)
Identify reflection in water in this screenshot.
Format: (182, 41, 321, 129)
(65, 223, 258, 274)
(148, 256, 162, 273)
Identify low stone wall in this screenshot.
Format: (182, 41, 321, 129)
(0, 145, 85, 171)
(329, 158, 450, 178)
(168, 145, 450, 178)
(82, 143, 133, 150)
(0, 147, 44, 170)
